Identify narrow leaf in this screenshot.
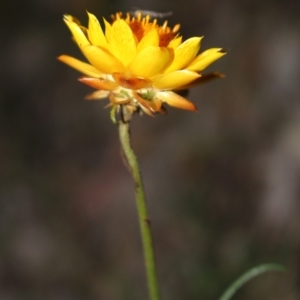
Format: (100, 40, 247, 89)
(219, 263, 286, 300)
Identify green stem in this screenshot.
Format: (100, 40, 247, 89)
(118, 119, 161, 300)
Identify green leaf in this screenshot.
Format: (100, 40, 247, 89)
(219, 263, 286, 300)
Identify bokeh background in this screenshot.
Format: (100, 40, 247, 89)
(1, 0, 300, 299)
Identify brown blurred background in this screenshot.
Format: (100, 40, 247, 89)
(1, 0, 300, 299)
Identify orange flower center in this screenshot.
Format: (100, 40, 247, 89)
(111, 12, 180, 47)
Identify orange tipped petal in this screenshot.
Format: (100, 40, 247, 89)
(175, 72, 225, 90)
(81, 45, 125, 74)
(57, 55, 103, 77)
(78, 77, 118, 90)
(109, 93, 131, 105)
(128, 46, 173, 78)
(85, 90, 110, 100)
(149, 98, 163, 112)
(133, 91, 162, 113)
(155, 91, 197, 111)
(112, 73, 152, 90)
(152, 70, 200, 90)
(139, 106, 155, 117)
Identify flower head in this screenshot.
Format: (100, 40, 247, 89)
(58, 11, 225, 119)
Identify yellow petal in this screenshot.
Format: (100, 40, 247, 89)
(57, 55, 103, 77)
(152, 70, 200, 90)
(187, 48, 226, 72)
(168, 36, 182, 49)
(81, 45, 125, 74)
(64, 15, 81, 25)
(155, 91, 197, 111)
(78, 77, 118, 90)
(109, 19, 137, 66)
(63, 15, 90, 47)
(103, 18, 112, 42)
(137, 29, 159, 52)
(164, 37, 203, 73)
(128, 46, 173, 78)
(87, 12, 108, 49)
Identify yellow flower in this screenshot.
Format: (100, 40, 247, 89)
(58, 11, 225, 117)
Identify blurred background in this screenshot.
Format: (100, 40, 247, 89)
(1, 0, 300, 299)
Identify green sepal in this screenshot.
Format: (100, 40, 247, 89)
(110, 105, 118, 124)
